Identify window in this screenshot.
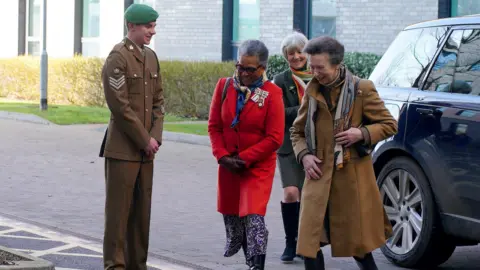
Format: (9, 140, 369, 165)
(425, 29, 480, 95)
(424, 30, 462, 92)
(369, 27, 449, 88)
(26, 0, 41, 56)
(82, 0, 100, 57)
(451, 0, 480, 17)
(310, 0, 336, 38)
(232, 0, 260, 59)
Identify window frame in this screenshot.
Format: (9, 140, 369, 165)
(231, 0, 261, 60)
(26, 0, 41, 56)
(451, 0, 480, 17)
(451, 0, 458, 17)
(308, 0, 337, 39)
(81, 0, 100, 57)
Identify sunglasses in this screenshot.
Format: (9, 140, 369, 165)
(235, 63, 263, 74)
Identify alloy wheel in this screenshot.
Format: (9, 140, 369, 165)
(381, 169, 424, 255)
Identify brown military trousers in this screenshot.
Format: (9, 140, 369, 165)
(103, 158, 153, 270)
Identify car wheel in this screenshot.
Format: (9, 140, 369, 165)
(377, 157, 456, 268)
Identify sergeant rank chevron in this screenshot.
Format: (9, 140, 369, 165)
(109, 75, 126, 90)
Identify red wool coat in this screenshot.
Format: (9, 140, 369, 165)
(208, 77, 285, 217)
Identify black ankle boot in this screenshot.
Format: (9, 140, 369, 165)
(353, 252, 378, 270)
(304, 250, 325, 270)
(280, 201, 299, 262)
(249, 254, 265, 270)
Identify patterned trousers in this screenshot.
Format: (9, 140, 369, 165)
(223, 214, 269, 263)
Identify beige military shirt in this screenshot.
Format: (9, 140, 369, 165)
(99, 37, 165, 162)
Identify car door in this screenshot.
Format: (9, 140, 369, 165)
(407, 26, 480, 234)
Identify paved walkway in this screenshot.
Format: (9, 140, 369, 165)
(0, 215, 190, 270)
(0, 118, 478, 269)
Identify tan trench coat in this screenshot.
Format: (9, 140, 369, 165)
(290, 76, 398, 258)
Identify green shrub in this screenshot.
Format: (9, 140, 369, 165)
(0, 56, 105, 106)
(265, 52, 382, 80)
(0, 52, 380, 120)
(266, 55, 288, 80)
(0, 56, 234, 119)
(160, 61, 234, 119)
(343, 52, 382, 79)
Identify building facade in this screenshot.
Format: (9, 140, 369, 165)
(1, 0, 479, 61)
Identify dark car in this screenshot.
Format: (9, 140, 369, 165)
(369, 15, 480, 268)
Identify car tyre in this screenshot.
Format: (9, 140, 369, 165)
(377, 157, 456, 268)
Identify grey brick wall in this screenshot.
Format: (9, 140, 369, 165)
(259, 0, 294, 57)
(336, 0, 439, 55)
(154, 0, 223, 61)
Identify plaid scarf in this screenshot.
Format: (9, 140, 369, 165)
(291, 66, 314, 101)
(230, 70, 268, 128)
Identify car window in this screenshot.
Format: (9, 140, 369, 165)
(369, 27, 448, 88)
(423, 30, 462, 92)
(424, 29, 480, 95)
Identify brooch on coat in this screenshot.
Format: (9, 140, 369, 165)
(250, 89, 269, 108)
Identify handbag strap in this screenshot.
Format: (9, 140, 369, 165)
(221, 77, 231, 104)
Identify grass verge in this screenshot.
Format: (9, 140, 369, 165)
(0, 100, 207, 135)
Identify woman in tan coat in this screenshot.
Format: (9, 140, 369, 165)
(290, 36, 398, 270)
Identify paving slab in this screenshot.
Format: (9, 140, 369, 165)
(0, 118, 479, 269)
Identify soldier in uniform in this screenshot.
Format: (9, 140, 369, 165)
(99, 3, 165, 270)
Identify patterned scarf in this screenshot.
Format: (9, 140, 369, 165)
(331, 65, 357, 170)
(291, 66, 314, 101)
(305, 64, 357, 170)
(230, 70, 268, 128)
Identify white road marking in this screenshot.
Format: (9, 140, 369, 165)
(54, 252, 102, 258)
(0, 234, 50, 240)
(30, 243, 77, 257)
(0, 215, 195, 270)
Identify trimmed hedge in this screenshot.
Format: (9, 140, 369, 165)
(0, 52, 380, 120)
(266, 52, 381, 80)
(0, 56, 234, 119)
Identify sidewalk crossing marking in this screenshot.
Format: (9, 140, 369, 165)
(0, 215, 195, 270)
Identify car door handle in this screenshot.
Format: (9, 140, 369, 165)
(416, 108, 434, 115)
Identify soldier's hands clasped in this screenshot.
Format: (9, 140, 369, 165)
(144, 137, 159, 157)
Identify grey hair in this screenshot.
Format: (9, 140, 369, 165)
(237, 40, 269, 67)
(281, 31, 308, 60)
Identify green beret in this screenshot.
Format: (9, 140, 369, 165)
(124, 4, 158, 24)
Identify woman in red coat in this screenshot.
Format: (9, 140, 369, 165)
(208, 39, 285, 270)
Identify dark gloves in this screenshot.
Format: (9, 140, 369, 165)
(219, 155, 246, 173)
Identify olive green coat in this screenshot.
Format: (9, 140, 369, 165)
(290, 76, 397, 258)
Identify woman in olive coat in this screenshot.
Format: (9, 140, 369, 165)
(272, 31, 313, 263)
(290, 36, 398, 270)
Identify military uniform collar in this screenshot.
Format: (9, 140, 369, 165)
(122, 37, 145, 62)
